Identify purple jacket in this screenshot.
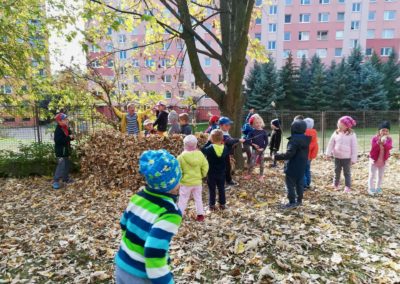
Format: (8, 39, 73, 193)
(369, 135, 392, 161)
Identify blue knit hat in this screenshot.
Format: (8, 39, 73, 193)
(139, 150, 182, 193)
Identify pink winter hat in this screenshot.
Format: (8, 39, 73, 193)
(183, 135, 198, 151)
(338, 116, 356, 129)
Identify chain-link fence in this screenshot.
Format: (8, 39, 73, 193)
(1, 106, 399, 153)
(257, 110, 400, 153)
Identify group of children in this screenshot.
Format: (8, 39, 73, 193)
(50, 109, 394, 283)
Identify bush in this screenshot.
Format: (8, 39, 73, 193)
(0, 143, 79, 177)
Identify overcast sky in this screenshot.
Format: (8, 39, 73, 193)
(47, 0, 86, 74)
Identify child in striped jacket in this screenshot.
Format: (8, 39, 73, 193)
(115, 150, 182, 284)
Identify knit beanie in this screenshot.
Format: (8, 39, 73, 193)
(183, 135, 198, 151)
(291, 120, 307, 134)
(379, 121, 390, 130)
(139, 150, 182, 193)
(168, 110, 179, 123)
(304, 118, 314, 129)
(55, 113, 67, 122)
(248, 115, 255, 125)
(338, 116, 356, 129)
(271, 119, 280, 128)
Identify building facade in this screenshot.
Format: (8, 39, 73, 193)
(88, 0, 400, 106)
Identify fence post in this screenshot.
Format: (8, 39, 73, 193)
(398, 109, 400, 152)
(34, 104, 41, 144)
(321, 111, 326, 153)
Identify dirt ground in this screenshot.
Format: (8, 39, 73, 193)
(1, 156, 399, 283)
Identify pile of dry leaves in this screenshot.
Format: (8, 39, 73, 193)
(1, 144, 399, 283)
(78, 130, 209, 190)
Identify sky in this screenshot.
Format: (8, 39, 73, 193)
(47, 0, 86, 74)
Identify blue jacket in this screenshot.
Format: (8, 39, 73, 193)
(201, 141, 229, 177)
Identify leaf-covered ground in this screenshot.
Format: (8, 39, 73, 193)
(1, 156, 400, 283)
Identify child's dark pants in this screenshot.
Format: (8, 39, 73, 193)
(286, 175, 304, 204)
(208, 175, 226, 206)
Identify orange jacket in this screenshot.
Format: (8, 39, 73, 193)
(305, 128, 319, 160)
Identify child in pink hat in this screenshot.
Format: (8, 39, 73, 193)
(325, 116, 358, 193)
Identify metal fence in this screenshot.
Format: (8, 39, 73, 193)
(1, 106, 399, 153)
(257, 110, 400, 153)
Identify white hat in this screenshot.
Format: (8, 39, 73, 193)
(183, 135, 198, 151)
(304, 118, 314, 129)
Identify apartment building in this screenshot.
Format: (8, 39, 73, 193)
(88, 0, 400, 105)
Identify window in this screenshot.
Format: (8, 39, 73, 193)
(107, 27, 112, 35)
(204, 57, 211, 66)
(319, 0, 330, 3)
(255, 33, 262, 41)
(218, 74, 222, 82)
(107, 59, 114, 68)
(176, 40, 184, 51)
(368, 11, 376, 21)
(335, 48, 343, 57)
(268, 23, 277, 32)
(283, 49, 291, 58)
(120, 83, 128, 91)
(120, 67, 127, 75)
(22, 117, 31, 122)
(298, 31, 310, 41)
(317, 30, 328, 40)
(1, 85, 12, 94)
(118, 34, 126, 43)
(90, 45, 100, 52)
(4, 117, 15, 122)
(255, 17, 262, 25)
(381, 47, 393, 56)
(285, 14, 292, 23)
(367, 29, 375, 39)
(132, 42, 139, 50)
(39, 69, 45, 77)
(119, 51, 127, 59)
(301, 0, 311, 5)
(132, 27, 139, 35)
(179, 91, 185, 97)
(255, 0, 263, 6)
(297, 49, 308, 58)
(178, 75, 184, 82)
(145, 58, 155, 67)
(206, 74, 212, 80)
(352, 3, 361, 12)
(267, 41, 276, 50)
(336, 30, 344, 39)
(91, 60, 100, 68)
(337, 12, 345, 21)
(316, 48, 327, 58)
(163, 75, 172, 83)
(165, 91, 172, 99)
(300, 13, 311, 23)
(338, 0, 345, 3)
(269, 5, 277, 14)
(285, 0, 293, 4)
(177, 59, 184, 67)
(162, 42, 171, 51)
(146, 75, 156, 83)
(370, 0, 376, 2)
(384, 11, 396, 21)
(160, 58, 171, 67)
(133, 75, 140, 83)
(350, 39, 359, 48)
(365, 48, 373, 56)
(318, 12, 329, 22)
(106, 43, 113, 52)
(351, 21, 360, 30)
(284, 31, 291, 41)
(382, 29, 395, 39)
(132, 59, 139, 67)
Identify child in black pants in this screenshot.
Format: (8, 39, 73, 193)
(269, 119, 282, 167)
(274, 120, 310, 209)
(201, 129, 230, 211)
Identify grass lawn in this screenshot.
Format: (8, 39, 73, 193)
(1, 157, 400, 283)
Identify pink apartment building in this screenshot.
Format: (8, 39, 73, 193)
(88, 0, 400, 107)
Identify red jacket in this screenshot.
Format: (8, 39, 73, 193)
(305, 128, 319, 160)
(369, 135, 392, 161)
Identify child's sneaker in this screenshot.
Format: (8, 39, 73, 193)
(343, 186, 351, 193)
(63, 178, 74, 184)
(282, 203, 298, 210)
(375, 188, 382, 194)
(219, 204, 226, 210)
(196, 215, 205, 222)
(332, 184, 339, 191)
(52, 182, 60, 190)
(368, 188, 375, 196)
(258, 175, 265, 182)
(243, 174, 252, 180)
(209, 205, 217, 212)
